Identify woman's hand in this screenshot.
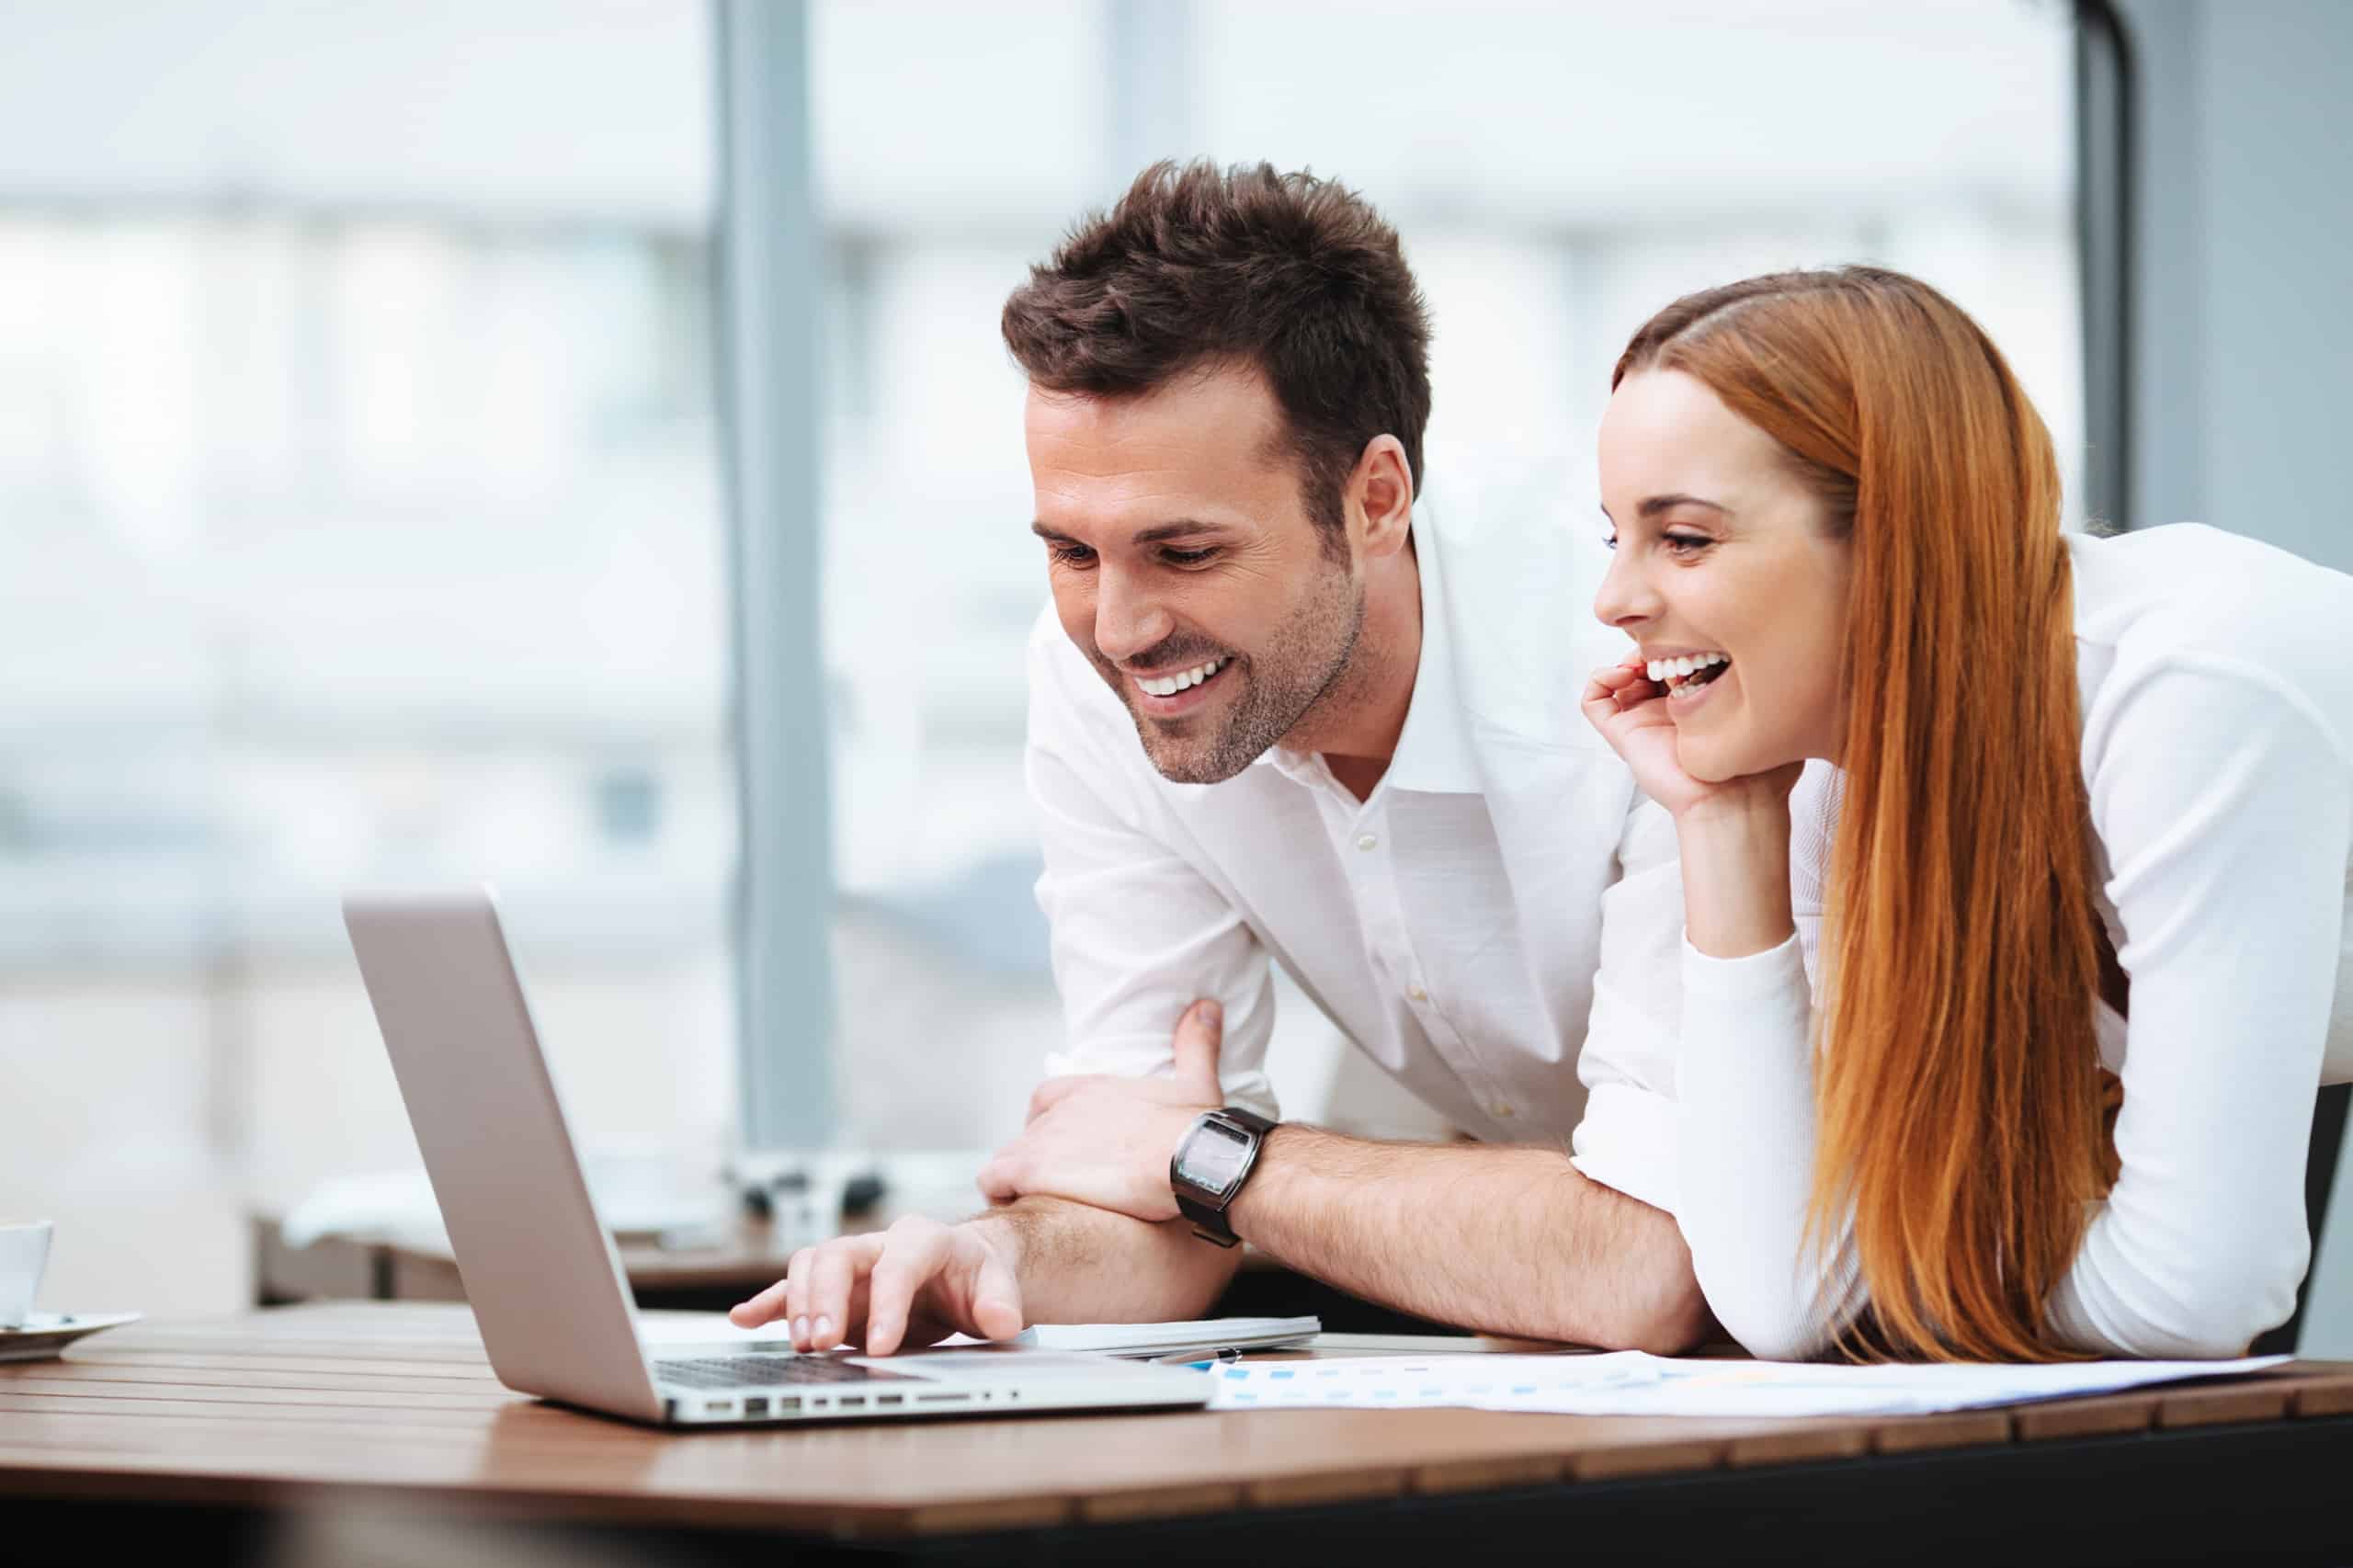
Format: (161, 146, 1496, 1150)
(1581, 657, 1802, 820)
(1580, 657, 1716, 818)
(1581, 655, 1803, 958)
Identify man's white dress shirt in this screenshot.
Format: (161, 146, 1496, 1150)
(1580, 524, 2353, 1360)
(1026, 499, 1679, 1164)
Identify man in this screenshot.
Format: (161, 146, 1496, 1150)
(731, 161, 1698, 1356)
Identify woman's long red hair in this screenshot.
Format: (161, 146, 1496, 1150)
(1616, 267, 2109, 1361)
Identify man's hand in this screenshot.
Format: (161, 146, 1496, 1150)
(974, 999, 1225, 1222)
(726, 1215, 1025, 1356)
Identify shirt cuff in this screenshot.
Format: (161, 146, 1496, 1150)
(1679, 930, 1807, 1004)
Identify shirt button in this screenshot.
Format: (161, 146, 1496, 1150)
(1493, 1101, 1516, 1119)
(1355, 833, 1378, 852)
(1407, 985, 1427, 1003)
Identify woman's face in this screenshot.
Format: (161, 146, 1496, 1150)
(1594, 368, 1854, 783)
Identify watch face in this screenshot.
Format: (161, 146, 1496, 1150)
(1183, 1120, 1254, 1197)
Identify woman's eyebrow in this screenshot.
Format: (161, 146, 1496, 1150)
(1637, 494, 1731, 519)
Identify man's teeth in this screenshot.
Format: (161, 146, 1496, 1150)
(1647, 652, 1729, 685)
(1138, 656, 1228, 698)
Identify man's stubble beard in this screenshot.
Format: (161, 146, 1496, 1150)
(1120, 557, 1367, 786)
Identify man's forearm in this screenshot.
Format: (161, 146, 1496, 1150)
(971, 1195, 1242, 1324)
(1227, 1125, 1708, 1352)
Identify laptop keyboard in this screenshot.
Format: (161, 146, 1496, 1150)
(654, 1355, 921, 1390)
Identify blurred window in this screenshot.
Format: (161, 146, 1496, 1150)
(0, 0, 733, 1313)
(0, 1, 2085, 1317)
(808, 0, 2084, 1143)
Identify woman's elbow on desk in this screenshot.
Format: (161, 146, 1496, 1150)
(2052, 1241, 2306, 1361)
(1706, 1298, 1831, 1362)
(1686, 1246, 1836, 1361)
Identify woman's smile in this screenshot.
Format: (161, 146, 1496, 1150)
(1637, 646, 1735, 715)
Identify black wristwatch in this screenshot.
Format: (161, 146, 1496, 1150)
(1169, 1107, 1278, 1246)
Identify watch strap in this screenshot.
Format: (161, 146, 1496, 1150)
(1172, 1107, 1277, 1247)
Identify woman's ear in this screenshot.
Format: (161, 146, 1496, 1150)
(1352, 435, 1415, 559)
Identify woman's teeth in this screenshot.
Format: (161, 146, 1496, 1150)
(1646, 651, 1726, 683)
(1138, 656, 1228, 697)
(1648, 652, 1730, 699)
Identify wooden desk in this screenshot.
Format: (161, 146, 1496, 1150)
(6, 1303, 2353, 1566)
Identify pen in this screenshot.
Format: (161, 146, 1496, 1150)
(1151, 1346, 1247, 1368)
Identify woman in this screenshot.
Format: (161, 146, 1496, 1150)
(1578, 266, 2353, 1362)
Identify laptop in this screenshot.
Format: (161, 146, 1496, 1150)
(341, 888, 1212, 1427)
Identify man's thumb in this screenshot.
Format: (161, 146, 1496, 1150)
(1174, 998, 1224, 1101)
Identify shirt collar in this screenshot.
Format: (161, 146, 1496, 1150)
(1258, 503, 1483, 795)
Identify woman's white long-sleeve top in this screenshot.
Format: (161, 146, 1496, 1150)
(1568, 524, 2353, 1359)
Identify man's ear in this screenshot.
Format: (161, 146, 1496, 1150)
(1350, 435, 1415, 560)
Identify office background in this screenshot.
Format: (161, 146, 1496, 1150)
(0, 0, 2343, 1337)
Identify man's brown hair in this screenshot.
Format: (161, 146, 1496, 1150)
(1001, 159, 1432, 532)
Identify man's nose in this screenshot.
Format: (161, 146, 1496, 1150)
(1093, 564, 1174, 664)
(1592, 547, 1659, 632)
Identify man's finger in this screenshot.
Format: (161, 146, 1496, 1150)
(961, 1233, 1026, 1343)
(728, 1268, 793, 1329)
(863, 1219, 952, 1357)
(802, 1234, 883, 1352)
(778, 1245, 818, 1338)
(1026, 1074, 1102, 1121)
(974, 1148, 1024, 1203)
(1171, 998, 1224, 1103)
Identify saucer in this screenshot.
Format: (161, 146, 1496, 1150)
(0, 1311, 142, 1362)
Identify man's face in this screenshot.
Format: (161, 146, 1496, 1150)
(1027, 365, 1363, 784)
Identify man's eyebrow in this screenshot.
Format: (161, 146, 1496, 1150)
(1636, 494, 1730, 519)
(1129, 519, 1226, 546)
(1029, 519, 1229, 546)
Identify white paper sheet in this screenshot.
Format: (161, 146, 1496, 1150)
(1201, 1351, 2290, 1418)
(1017, 1316, 1320, 1358)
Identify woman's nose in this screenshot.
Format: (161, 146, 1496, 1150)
(1593, 549, 1657, 631)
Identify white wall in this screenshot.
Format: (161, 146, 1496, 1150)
(2118, 0, 2353, 1355)
(2120, 0, 2353, 572)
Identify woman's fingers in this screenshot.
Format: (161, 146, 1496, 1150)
(1582, 662, 1665, 729)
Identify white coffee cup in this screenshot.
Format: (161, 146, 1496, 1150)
(0, 1220, 54, 1326)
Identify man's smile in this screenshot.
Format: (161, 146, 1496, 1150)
(1129, 654, 1234, 717)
